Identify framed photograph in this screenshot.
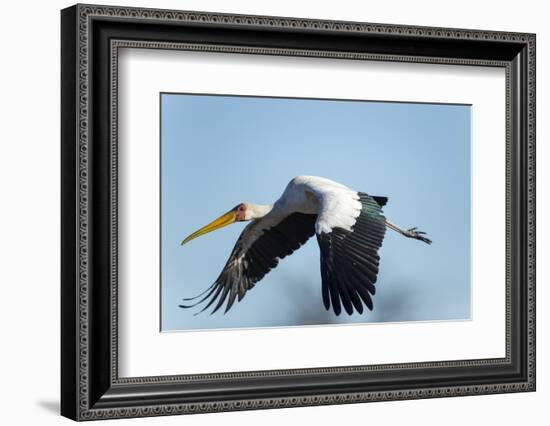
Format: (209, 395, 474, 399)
(61, 4, 536, 421)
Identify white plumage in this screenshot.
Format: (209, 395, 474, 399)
(285, 176, 363, 234)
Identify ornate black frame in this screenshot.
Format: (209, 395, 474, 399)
(61, 3, 536, 421)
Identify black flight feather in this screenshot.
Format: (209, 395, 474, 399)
(180, 213, 316, 314)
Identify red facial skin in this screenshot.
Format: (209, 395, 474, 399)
(235, 203, 247, 221)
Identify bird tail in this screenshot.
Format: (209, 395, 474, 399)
(371, 196, 388, 207)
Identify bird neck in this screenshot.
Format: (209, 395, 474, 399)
(246, 204, 273, 220)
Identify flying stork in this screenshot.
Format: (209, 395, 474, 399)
(179, 176, 431, 316)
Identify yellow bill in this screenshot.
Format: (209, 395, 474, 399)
(181, 210, 237, 245)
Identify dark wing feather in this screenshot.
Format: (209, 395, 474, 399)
(371, 196, 388, 207)
(180, 213, 317, 314)
(316, 193, 387, 315)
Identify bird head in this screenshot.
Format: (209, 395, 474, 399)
(181, 203, 249, 246)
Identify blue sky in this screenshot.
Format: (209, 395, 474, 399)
(160, 93, 471, 331)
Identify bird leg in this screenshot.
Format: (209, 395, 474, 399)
(385, 220, 432, 245)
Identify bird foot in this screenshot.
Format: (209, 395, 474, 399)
(405, 227, 432, 245)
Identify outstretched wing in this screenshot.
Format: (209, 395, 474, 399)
(316, 192, 387, 315)
(180, 212, 317, 314)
